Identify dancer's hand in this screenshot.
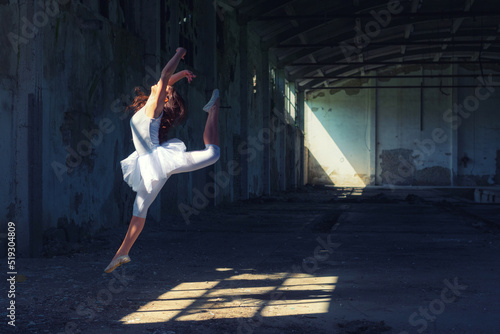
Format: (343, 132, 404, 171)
(176, 47, 187, 59)
(184, 70, 196, 83)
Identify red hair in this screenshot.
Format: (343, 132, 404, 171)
(127, 87, 187, 144)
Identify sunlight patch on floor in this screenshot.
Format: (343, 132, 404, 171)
(262, 275, 337, 317)
(120, 273, 338, 324)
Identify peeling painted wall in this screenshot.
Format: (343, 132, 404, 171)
(376, 67, 453, 186)
(304, 65, 500, 187)
(456, 67, 500, 186)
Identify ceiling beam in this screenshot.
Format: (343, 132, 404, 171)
(483, 23, 500, 50)
(276, 27, 499, 68)
(284, 4, 329, 88)
(305, 85, 490, 90)
(250, 11, 500, 21)
(266, 12, 498, 54)
(256, 1, 422, 46)
(437, 0, 476, 61)
(296, 54, 500, 89)
(260, 4, 355, 47)
(272, 40, 500, 47)
(288, 60, 498, 67)
(290, 47, 500, 87)
(300, 74, 500, 79)
(282, 42, 499, 74)
(402, 0, 421, 54)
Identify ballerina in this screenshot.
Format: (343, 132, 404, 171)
(105, 47, 221, 273)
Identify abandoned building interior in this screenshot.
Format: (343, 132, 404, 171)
(2, 0, 500, 333)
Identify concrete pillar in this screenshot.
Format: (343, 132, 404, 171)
(196, 0, 217, 204)
(278, 69, 286, 191)
(451, 64, 459, 186)
(368, 74, 377, 186)
(239, 23, 249, 199)
(199, 0, 217, 88)
(297, 91, 306, 186)
(374, 76, 382, 185)
(14, 0, 43, 257)
(289, 81, 296, 189)
(260, 48, 271, 195)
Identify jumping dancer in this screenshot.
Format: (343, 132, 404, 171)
(105, 47, 220, 273)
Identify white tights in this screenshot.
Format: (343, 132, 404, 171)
(132, 144, 220, 218)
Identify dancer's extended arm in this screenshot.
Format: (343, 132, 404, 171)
(168, 70, 196, 86)
(145, 47, 186, 118)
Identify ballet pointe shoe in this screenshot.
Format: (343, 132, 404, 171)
(104, 255, 131, 273)
(203, 89, 219, 112)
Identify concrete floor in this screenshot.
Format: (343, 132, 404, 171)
(6, 186, 500, 334)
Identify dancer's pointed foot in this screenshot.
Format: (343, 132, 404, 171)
(104, 255, 131, 273)
(208, 97, 220, 113)
(203, 89, 219, 112)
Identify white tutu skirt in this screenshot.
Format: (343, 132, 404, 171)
(120, 138, 188, 193)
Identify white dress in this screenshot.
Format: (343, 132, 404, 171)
(120, 106, 188, 193)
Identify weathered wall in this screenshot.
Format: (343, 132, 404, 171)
(269, 68, 303, 193)
(245, 28, 266, 197)
(2, 0, 302, 257)
(211, 6, 243, 204)
(2, 0, 149, 257)
(270, 69, 286, 192)
(305, 85, 372, 186)
(304, 64, 500, 187)
(376, 66, 454, 186)
(456, 67, 500, 186)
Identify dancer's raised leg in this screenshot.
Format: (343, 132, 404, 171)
(203, 96, 220, 146)
(169, 93, 220, 175)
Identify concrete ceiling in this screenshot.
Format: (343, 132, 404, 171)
(220, 0, 500, 91)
